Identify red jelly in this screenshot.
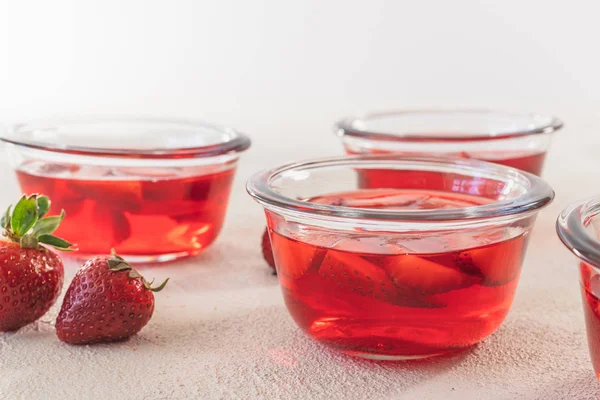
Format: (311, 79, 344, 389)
(581, 263, 600, 379)
(336, 110, 562, 177)
(16, 165, 235, 259)
(349, 149, 547, 177)
(270, 190, 526, 359)
(485, 152, 546, 176)
(353, 153, 546, 190)
(557, 196, 600, 380)
(0, 118, 250, 262)
(248, 155, 553, 359)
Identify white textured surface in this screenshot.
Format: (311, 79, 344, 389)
(0, 128, 599, 400)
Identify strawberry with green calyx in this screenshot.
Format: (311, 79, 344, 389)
(0, 193, 73, 331)
(56, 249, 168, 345)
(2, 194, 75, 251)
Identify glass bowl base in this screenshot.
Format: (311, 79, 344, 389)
(344, 350, 445, 361)
(68, 250, 202, 264)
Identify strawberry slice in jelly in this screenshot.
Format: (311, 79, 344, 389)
(453, 237, 525, 287)
(141, 180, 187, 204)
(57, 204, 132, 251)
(319, 251, 445, 308)
(69, 180, 143, 213)
(170, 210, 207, 224)
(376, 254, 481, 295)
(270, 233, 327, 279)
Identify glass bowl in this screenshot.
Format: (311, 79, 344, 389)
(557, 197, 600, 380)
(247, 155, 554, 360)
(0, 117, 251, 262)
(335, 109, 563, 176)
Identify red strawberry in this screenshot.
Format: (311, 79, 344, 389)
(55, 250, 168, 345)
(261, 228, 276, 272)
(0, 194, 75, 331)
(321, 252, 445, 308)
(270, 232, 327, 279)
(380, 254, 480, 295)
(453, 238, 525, 287)
(452, 251, 483, 278)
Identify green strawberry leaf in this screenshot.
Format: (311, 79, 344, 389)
(128, 269, 141, 278)
(38, 234, 74, 251)
(1, 205, 11, 229)
(11, 195, 39, 237)
(108, 250, 131, 271)
(107, 249, 169, 292)
(32, 210, 65, 236)
(2, 194, 75, 251)
(36, 196, 50, 218)
(147, 278, 169, 292)
(107, 261, 131, 272)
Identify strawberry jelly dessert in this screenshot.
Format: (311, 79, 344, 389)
(16, 162, 235, 258)
(348, 149, 546, 182)
(337, 111, 562, 178)
(269, 189, 526, 359)
(485, 152, 546, 176)
(580, 262, 600, 379)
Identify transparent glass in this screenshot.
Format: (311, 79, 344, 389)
(248, 155, 554, 359)
(557, 197, 600, 380)
(0, 117, 251, 263)
(335, 110, 563, 176)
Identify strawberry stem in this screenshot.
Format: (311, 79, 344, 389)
(144, 278, 169, 292)
(108, 249, 169, 292)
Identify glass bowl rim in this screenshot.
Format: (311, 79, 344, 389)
(0, 116, 252, 159)
(556, 196, 600, 267)
(335, 109, 563, 143)
(246, 154, 555, 222)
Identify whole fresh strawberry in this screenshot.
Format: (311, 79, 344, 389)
(0, 194, 74, 331)
(56, 250, 168, 345)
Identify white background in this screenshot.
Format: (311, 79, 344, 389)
(1, 2, 600, 399)
(1, 0, 599, 157)
(2, 0, 598, 201)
